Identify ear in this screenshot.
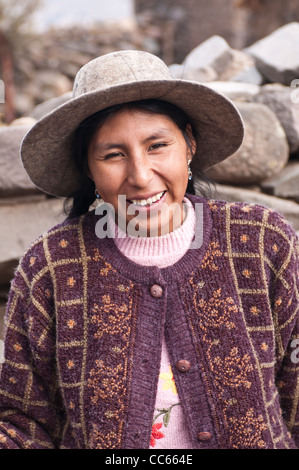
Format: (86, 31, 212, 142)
(87, 166, 94, 181)
(185, 124, 197, 160)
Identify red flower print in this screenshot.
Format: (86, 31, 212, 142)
(150, 422, 165, 448)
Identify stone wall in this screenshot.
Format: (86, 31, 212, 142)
(135, 0, 244, 63)
(171, 22, 299, 232)
(0, 18, 161, 120)
(135, 0, 299, 63)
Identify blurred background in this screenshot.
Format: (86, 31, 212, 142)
(1, 0, 299, 123)
(1, 0, 299, 338)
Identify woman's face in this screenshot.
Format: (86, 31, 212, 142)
(88, 108, 196, 236)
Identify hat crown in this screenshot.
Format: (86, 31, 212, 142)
(21, 49, 244, 198)
(73, 50, 172, 98)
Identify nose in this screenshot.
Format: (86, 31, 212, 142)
(126, 154, 154, 188)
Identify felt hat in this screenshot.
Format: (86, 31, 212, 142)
(21, 50, 244, 197)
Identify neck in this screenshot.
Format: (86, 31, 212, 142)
(107, 197, 195, 268)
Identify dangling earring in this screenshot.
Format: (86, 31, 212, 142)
(187, 159, 193, 181)
(95, 188, 100, 199)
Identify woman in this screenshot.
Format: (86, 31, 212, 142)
(0, 50, 298, 449)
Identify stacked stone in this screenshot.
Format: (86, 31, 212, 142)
(169, 23, 299, 229)
(2, 18, 161, 118)
(0, 122, 65, 302)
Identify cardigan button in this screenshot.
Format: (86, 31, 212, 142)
(197, 431, 212, 442)
(150, 284, 163, 298)
(175, 359, 191, 372)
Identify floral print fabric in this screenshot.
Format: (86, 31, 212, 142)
(150, 338, 192, 449)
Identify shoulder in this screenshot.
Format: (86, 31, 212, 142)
(13, 212, 95, 288)
(188, 194, 298, 259)
(203, 196, 297, 237)
(211, 198, 298, 267)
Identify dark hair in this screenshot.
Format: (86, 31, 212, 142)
(64, 99, 210, 219)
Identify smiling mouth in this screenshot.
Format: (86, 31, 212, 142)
(128, 191, 166, 207)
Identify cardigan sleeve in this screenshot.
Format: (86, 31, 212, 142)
(271, 217, 299, 448)
(0, 246, 66, 449)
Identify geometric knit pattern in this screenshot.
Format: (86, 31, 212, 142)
(183, 201, 299, 448)
(0, 195, 298, 449)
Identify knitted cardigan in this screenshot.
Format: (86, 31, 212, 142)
(0, 194, 298, 449)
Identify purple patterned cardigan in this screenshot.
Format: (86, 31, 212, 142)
(0, 194, 298, 449)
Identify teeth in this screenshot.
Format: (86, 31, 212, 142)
(131, 191, 164, 206)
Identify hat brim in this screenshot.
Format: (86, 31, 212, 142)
(21, 79, 244, 197)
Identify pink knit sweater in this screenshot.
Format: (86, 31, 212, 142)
(109, 198, 195, 448)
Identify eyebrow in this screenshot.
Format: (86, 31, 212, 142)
(92, 128, 174, 154)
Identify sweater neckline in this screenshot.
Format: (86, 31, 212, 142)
(92, 194, 213, 283)
(109, 197, 196, 267)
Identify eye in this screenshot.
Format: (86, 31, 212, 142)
(148, 143, 167, 151)
(104, 152, 123, 160)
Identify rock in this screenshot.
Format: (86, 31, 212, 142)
(183, 35, 234, 79)
(168, 63, 217, 82)
(231, 65, 264, 86)
(254, 84, 299, 154)
(168, 63, 182, 79)
(260, 161, 299, 202)
(204, 81, 260, 101)
(180, 39, 260, 85)
(14, 93, 35, 117)
(172, 47, 260, 87)
(245, 22, 299, 85)
(9, 117, 37, 127)
(0, 126, 40, 196)
(0, 196, 64, 286)
(21, 71, 72, 109)
(29, 92, 72, 120)
(205, 102, 289, 185)
(202, 183, 299, 232)
(217, 49, 256, 81)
